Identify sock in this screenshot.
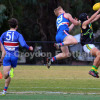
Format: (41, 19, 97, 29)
(60, 43, 64, 46)
(51, 56, 56, 62)
(91, 65, 98, 73)
(4, 87, 8, 91)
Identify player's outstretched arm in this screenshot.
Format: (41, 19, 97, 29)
(83, 9, 100, 26)
(0, 43, 6, 66)
(69, 17, 79, 32)
(91, 14, 100, 23)
(64, 13, 80, 25)
(18, 34, 33, 51)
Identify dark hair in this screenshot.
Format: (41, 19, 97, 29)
(79, 13, 88, 22)
(8, 18, 18, 28)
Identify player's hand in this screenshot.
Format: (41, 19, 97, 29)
(29, 46, 33, 51)
(97, 8, 100, 12)
(0, 59, 3, 67)
(74, 17, 80, 25)
(74, 17, 78, 21)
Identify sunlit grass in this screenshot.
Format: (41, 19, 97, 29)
(0, 65, 100, 93)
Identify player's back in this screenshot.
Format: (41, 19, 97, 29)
(1, 30, 20, 56)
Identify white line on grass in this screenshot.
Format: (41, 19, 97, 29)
(0, 91, 100, 95)
(10, 77, 100, 80)
(1, 87, 100, 90)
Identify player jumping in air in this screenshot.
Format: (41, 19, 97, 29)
(0, 18, 33, 95)
(47, 6, 80, 68)
(79, 9, 100, 78)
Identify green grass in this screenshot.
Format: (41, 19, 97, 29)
(1, 94, 100, 100)
(0, 65, 100, 100)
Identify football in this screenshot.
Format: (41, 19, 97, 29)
(93, 2, 100, 11)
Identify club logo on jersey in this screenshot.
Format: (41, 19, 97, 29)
(57, 15, 63, 24)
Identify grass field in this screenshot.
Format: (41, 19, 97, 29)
(0, 65, 100, 100)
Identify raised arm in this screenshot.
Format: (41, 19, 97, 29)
(64, 13, 80, 25)
(91, 14, 100, 23)
(69, 17, 80, 32)
(83, 9, 100, 26)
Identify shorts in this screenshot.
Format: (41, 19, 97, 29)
(56, 30, 69, 43)
(83, 44, 96, 54)
(3, 56, 18, 68)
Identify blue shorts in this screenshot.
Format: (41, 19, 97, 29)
(56, 30, 69, 43)
(3, 56, 18, 68)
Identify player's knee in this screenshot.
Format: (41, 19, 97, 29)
(74, 40, 78, 44)
(63, 53, 69, 58)
(72, 39, 78, 45)
(3, 74, 9, 79)
(97, 52, 100, 57)
(3, 76, 7, 79)
(98, 55, 100, 60)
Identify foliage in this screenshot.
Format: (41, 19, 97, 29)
(0, 4, 7, 27)
(0, 0, 100, 41)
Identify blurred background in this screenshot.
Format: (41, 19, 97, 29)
(0, 0, 100, 65)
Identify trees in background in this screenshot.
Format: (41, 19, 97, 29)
(0, 0, 100, 64)
(0, 0, 100, 41)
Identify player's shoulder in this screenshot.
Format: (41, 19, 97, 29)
(16, 31, 23, 38)
(64, 13, 71, 19)
(64, 13, 71, 16)
(14, 31, 21, 36)
(1, 30, 8, 36)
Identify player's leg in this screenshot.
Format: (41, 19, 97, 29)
(2, 56, 14, 78)
(83, 44, 100, 78)
(55, 46, 69, 60)
(47, 31, 72, 68)
(2, 66, 11, 96)
(2, 56, 11, 95)
(63, 35, 77, 45)
(47, 46, 69, 68)
(90, 47, 100, 67)
(3, 66, 11, 79)
(2, 67, 14, 96)
(2, 56, 17, 95)
(9, 56, 18, 78)
(89, 47, 100, 78)
(54, 31, 78, 49)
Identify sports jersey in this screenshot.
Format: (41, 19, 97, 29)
(80, 23, 94, 46)
(56, 13, 70, 43)
(56, 13, 70, 33)
(0, 30, 29, 56)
